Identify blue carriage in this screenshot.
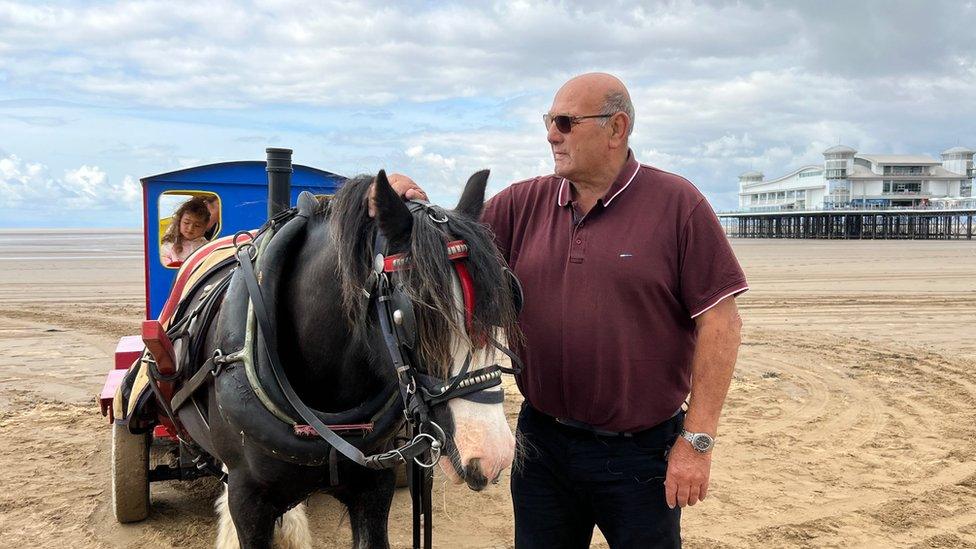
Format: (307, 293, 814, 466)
(98, 149, 344, 522)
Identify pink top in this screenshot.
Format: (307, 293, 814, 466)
(160, 236, 208, 266)
(481, 151, 748, 432)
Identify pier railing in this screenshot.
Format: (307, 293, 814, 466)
(718, 207, 976, 240)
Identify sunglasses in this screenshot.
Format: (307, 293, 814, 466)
(543, 113, 613, 134)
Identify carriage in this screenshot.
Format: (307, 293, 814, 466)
(97, 149, 344, 522)
(96, 149, 520, 548)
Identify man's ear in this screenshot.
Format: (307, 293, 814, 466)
(373, 170, 413, 245)
(455, 170, 489, 220)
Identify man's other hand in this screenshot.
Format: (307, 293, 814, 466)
(368, 173, 429, 217)
(664, 437, 712, 508)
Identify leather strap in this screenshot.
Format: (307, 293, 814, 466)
(238, 246, 375, 467)
(170, 356, 217, 412)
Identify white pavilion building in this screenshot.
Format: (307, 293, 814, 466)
(738, 146, 975, 211)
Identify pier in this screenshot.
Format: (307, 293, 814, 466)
(718, 208, 976, 239)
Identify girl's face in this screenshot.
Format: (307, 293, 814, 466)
(179, 212, 206, 241)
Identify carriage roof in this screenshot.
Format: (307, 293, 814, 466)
(142, 160, 345, 319)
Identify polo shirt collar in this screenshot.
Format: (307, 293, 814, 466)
(556, 149, 641, 208)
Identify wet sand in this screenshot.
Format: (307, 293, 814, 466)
(2, 230, 976, 548)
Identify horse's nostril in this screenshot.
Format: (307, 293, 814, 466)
(463, 458, 489, 491)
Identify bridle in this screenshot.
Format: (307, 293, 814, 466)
(362, 200, 523, 465)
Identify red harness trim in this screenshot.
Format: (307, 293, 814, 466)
(383, 240, 468, 272)
(381, 239, 480, 342)
(453, 261, 476, 336)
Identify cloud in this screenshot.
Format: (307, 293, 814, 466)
(2, 1, 971, 109)
(0, 151, 140, 221)
(2, 0, 976, 223)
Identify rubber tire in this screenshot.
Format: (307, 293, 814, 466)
(111, 423, 150, 523)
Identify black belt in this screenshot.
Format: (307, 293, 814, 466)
(551, 407, 683, 438)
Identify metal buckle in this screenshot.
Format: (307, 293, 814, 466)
(233, 231, 256, 258)
(426, 206, 449, 224)
(411, 433, 442, 468)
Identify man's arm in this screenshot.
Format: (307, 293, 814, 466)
(664, 295, 742, 509)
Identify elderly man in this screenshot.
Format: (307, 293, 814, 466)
(385, 73, 746, 548)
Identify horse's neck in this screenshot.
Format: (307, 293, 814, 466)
(278, 221, 383, 410)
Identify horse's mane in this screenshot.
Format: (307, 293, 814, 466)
(325, 175, 519, 378)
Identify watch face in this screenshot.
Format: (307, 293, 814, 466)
(692, 434, 713, 452)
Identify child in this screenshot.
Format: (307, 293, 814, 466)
(160, 197, 211, 267)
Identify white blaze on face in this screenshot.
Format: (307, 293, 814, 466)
(438, 275, 515, 484)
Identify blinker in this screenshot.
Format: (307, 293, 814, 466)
(391, 288, 417, 349)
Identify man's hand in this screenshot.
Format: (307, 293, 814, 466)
(664, 437, 712, 508)
(368, 173, 429, 217)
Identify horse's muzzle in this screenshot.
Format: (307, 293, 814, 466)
(463, 458, 490, 491)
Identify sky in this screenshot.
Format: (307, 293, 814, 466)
(1, 0, 974, 227)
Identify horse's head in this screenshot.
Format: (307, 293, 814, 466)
(369, 170, 520, 491)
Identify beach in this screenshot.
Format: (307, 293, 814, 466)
(2, 230, 976, 548)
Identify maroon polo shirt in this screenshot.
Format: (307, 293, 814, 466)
(481, 151, 748, 432)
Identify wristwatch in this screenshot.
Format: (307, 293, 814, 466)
(680, 430, 715, 453)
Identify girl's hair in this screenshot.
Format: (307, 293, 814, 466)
(161, 196, 211, 254)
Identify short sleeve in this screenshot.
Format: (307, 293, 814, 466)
(481, 187, 515, 262)
(679, 199, 748, 317)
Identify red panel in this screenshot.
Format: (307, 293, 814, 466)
(142, 182, 151, 320)
(114, 335, 144, 370)
(153, 424, 178, 441)
(98, 369, 129, 422)
(142, 320, 176, 402)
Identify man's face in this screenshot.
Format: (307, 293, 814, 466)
(546, 84, 609, 182)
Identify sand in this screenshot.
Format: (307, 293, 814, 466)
(2, 230, 976, 548)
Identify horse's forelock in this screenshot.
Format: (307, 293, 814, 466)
(399, 205, 521, 377)
(328, 176, 521, 378)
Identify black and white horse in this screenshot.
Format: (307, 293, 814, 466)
(178, 171, 520, 548)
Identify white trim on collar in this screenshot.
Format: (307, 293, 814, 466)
(603, 162, 641, 207)
(556, 178, 569, 207)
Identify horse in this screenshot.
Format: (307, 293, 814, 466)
(173, 170, 521, 548)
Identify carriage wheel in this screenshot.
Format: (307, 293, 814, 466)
(111, 422, 150, 523)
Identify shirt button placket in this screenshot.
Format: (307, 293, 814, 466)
(570, 225, 585, 264)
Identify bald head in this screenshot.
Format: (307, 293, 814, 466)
(555, 73, 634, 136)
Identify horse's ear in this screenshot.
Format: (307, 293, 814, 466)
(373, 170, 413, 245)
(455, 169, 489, 219)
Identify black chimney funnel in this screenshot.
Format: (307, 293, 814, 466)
(266, 147, 293, 219)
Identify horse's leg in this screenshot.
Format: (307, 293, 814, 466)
(335, 468, 396, 549)
(273, 502, 312, 549)
(214, 484, 239, 549)
(220, 474, 279, 549)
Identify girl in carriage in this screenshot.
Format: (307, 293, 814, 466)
(160, 196, 210, 267)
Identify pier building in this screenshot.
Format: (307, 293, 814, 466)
(721, 145, 976, 239)
(738, 145, 975, 212)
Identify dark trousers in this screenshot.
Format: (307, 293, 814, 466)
(511, 404, 683, 549)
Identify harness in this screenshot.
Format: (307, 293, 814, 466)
(229, 198, 522, 548)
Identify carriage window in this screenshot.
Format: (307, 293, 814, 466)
(158, 191, 221, 269)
